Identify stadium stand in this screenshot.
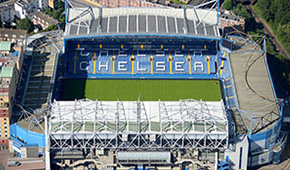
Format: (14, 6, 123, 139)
(61, 41, 219, 77)
(21, 32, 60, 110)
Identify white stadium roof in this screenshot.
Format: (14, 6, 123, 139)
(50, 99, 227, 135)
(64, 7, 220, 39)
(49, 99, 228, 149)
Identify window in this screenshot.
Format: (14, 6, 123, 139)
(239, 147, 243, 169)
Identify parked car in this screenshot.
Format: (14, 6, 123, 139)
(7, 161, 21, 167)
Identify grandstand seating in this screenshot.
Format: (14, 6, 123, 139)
(61, 41, 225, 77)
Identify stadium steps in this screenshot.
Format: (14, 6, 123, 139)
(33, 60, 55, 66)
(30, 64, 55, 70)
(29, 79, 51, 83)
(25, 88, 50, 93)
(29, 77, 52, 81)
(25, 93, 49, 98)
(24, 102, 48, 109)
(33, 58, 55, 63)
(30, 71, 54, 77)
(24, 94, 48, 100)
(27, 85, 51, 89)
(26, 91, 51, 95)
(27, 81, 51, 87)
(24, 103, 48, 109)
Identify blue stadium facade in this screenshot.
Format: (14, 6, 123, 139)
(61, 39, 225, 79)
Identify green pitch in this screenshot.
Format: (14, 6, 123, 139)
(62, 79, 222, 101)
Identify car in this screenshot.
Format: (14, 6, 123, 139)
(7, 161, 21, 167)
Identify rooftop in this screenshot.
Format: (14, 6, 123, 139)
(0, 0, 14, 11)
(220, 12, 245, 22)
(50, 99, 227, 135)
(0, 66, 13, 78)
(0, 41, 11, 51)
(33, 11, 59, 26)
(15, 0, 35, 6)
(229, 37, 279, 133)
(0, 28, 27, 40)
(65, 7, 220, 39)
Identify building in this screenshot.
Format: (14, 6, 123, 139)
(0, 28, 27, 46)
(0, 41, 11, 54)
(14, 0, 47, 19)
(0, 60, 18, 150)
(219, 11, 245, 33)
(0, 0, 15, 23)
(48, 0, 55, 9)
(0, 30, 25, 151)
(32, 10, 58, 30)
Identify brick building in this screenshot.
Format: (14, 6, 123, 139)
(32, 10, 58, 30)
(0, 30, 23, 150)
(0, 28, 27, 46)
(0, 60, 18, 150)
(219, 11, 245, 33)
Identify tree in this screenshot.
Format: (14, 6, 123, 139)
(44, 8, 53, 16)
(16, 18, 33, 32)
(233, 3, 251, 20)
(43, 24, 56, 32)
(256, 0, 273, 21)
(223, 0, 234, 10)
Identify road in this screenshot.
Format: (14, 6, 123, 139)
(247, 4, 290, 59)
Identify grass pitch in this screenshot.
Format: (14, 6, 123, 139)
(62, 79, 222, 101)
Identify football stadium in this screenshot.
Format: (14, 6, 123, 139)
(9, 0, 287, 170)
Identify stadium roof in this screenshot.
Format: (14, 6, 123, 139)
(50, 99, 227, 135)
(229, 37, 280, 134)
(49, 99, 228, 149)
(64, 8, 220, 40)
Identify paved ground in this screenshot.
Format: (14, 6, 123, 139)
(0, 150, 8, 170)
(8, 158, 45, 170)
(257, 137, 290, 170)
(0, 150, 45, 170)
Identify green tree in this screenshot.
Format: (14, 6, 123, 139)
(233, 3, 251, 20)
(16, 18, 33, 32)
(223, 0, 234, 10)
(44, 8, 53, 16)
(256, 0, 273, 21)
